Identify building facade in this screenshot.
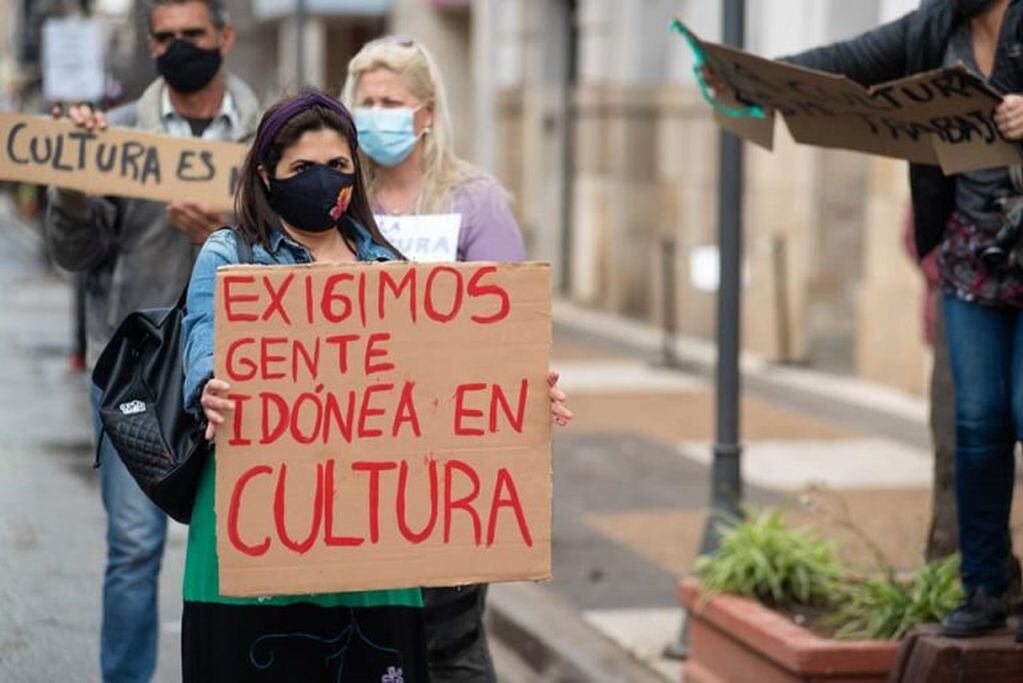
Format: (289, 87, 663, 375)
(405, 0, 929, 394)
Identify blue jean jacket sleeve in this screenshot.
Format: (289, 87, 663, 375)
(182, 230, 238, 414)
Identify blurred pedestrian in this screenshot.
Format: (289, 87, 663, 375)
(341, 35, 534, 682)
(43, 1, 260, 680)
(342, 36, 526, 260)
(707, 0, 1023, 640)
(904, 210, 958, 562)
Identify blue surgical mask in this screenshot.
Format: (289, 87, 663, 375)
(355, 106, 422, 167)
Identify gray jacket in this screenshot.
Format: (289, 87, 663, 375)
(45, 74, 261, 367)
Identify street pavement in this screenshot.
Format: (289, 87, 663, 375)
(0, 210, 185, 683)
(4, 202, 1023, 682)
(548, 318, 1023, 680)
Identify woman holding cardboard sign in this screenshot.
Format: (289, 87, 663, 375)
(341, 37, 533, 682)
(181, 89, 572, 681)
(179, 90, 426, 683)
(704, 0, 1023, 641)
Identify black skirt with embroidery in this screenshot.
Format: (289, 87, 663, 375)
(182, 601, 430, 682)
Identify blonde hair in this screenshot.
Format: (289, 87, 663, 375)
(342, 36, 485, 214)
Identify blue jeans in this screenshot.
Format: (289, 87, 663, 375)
(943, 295, 1023, 595)
(91, 385, 168, 683)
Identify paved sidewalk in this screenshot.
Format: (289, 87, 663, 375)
(0, 213, 187, 683)
(546, 314, 1023, 680)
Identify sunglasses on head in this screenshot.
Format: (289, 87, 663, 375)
(389, 36, 416, 48)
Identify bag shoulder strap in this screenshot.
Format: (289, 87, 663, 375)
(230, 227, 253, 265)
(176, 228, 252, 311)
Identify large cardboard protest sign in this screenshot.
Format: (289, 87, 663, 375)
(0, 113, 246, 211)
(213, 261, 552, 596)
(678, 22, 1022, 174)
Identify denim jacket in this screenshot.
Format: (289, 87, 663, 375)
(181, 219, 396, 413)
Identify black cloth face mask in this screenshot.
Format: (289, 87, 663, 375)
(956, 0, 999, 19)
(268, 165, 356, 233)
(156, 40, 223, 94)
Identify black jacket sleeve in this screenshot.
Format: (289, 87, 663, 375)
(782, 12, 915, 86)
(42, 102, 138, 273)
(44, 187, 121, 272)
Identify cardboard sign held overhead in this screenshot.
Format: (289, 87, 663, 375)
(213, 261, 552, 596)
(678, 21, 1022, 174)
(0, 114, 246, 211)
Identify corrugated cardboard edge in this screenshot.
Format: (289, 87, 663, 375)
(212, 260, 555, 596)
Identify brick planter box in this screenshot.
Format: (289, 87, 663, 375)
(679, 577, 899, 683)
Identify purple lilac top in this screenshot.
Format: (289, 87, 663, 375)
(376, 175, 527, 263)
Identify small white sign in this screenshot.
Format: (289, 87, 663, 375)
(689, 244, 721, 293)
(376, 213, 462, 263)
(43, 18, 105, 102)
(688, 244, 751, 293)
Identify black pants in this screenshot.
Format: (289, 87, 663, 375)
(423, 585, 495, 683)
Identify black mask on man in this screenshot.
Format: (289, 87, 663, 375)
(956, 0, 999, 19)
(268, 165, 356, 233)
(156, 40, 223, 94)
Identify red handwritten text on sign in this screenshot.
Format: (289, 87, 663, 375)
(213, 261, 551, 597)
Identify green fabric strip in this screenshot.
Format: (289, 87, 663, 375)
(671, 18, 766, 120)
(182, 455, 423, 609)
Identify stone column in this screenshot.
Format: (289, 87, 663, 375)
(389, 0, 474, 160)
(278, 14, 325, 91)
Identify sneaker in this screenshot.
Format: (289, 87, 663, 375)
(941, 587, 1007, 638)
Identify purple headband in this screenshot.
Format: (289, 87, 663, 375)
(254, 91, 356, 162)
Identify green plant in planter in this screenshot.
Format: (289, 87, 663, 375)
(832, 554, 963, 640)
(695, 509, 843, 608)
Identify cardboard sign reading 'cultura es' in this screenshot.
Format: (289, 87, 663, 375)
(0, 114, 246, 211)
(213, 261, 552, 596)
(678, 22, 1022, 174)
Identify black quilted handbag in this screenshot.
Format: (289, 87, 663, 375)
(91, 228, 250, 523)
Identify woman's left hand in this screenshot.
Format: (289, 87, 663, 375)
(995, 95, 1023, 140)
(548, 370, 573, 427)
